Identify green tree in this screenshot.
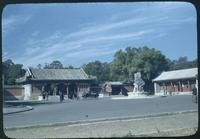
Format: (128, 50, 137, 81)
(68, 65, 74, 69)
(37, 64, 42, 69)
(3, 59, 25, 85)
(110, 49, 126, 81)
(170, 57, 197, 70)
(111, 46, 171, 92)
(136, 47, 171, 92)
(83, 60, 111, 83)
(44, 60, 63, 69)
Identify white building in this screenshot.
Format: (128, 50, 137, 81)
(152, 68, 198, 96)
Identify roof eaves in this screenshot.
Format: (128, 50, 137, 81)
(15, 76, 27, 83)
(27, 67, 34, 78)
(80, 68, 89, 78)
(153, 76, 196, 82)
(30, 78, 95, 81)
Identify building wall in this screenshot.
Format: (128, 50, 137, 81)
(154, 78, 196, 95)
(4, 86, 24, 100)
(32, 84, 43, 95)
(104, 84, 134, 95)
(21, 82, 92, 99)
(77, 83, 89, 92)
(16, 77, 95, 100)
(76, 83, 90, 98)
(23, 84, 32, 100)
(111, 86, 121, 95)
(122, 85, 134, 93)
(105, 84, 112, 93)
(4, 84, 43, 101)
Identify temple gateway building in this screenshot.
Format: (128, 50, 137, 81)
(16, 68, 96, 100)
(152, 68, 198, 95)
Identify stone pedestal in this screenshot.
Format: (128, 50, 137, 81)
(128, 91, 143, 96)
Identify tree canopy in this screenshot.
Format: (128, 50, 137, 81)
(109, 47, 171, 92)
(44, 60, 63, 69)
(169, 56, 197, 70)
(3, 47, 197, 89)
(3, 59, 25, 85)
(82, 60, 110, 83)
(82, 47, 197, 92)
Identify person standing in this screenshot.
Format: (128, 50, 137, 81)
(59, 90, 64, 102)
(45, 91, 49, 101)
(42, 85, 46, 100)
(53, 86, 57, 96)
(192, 86, 197, 103)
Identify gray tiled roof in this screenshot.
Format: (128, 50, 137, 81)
(4, 85, 24, 89)
(16, 68, 96, 83)
(153, 68, 198, 82)
(15, 76, 27, 83)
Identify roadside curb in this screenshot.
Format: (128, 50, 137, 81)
(128, 127, 198, 137)
(5, 109, 197, 130)
(4, 101, 70, 107)
(3, 106, 34, 115)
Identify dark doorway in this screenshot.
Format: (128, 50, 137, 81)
(58, 83, 66, 95)
(68, 83, 77, 99)
(112, 86, 121, 95)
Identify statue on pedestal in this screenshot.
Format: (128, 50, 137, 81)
(127, 72, 145, 96)
(133, 72, 145, 93)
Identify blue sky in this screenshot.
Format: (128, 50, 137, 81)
(2, 2, 197, 68)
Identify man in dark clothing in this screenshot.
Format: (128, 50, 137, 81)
(59, 90, 64, 102)
(42, 85, 46, 100)
(192, 86, 197, 95)
(192, 86, 197, 103)
(45, 91, 49, 101)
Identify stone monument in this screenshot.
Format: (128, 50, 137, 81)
(128, 72, 145, 96)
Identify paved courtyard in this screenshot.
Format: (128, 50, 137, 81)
(3, 95, 198, 129)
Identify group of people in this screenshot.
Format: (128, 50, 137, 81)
(41, 85, 64, 102)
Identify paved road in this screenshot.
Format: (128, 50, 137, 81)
(4, 112, 198, 138)
(3, 95, 198, 128)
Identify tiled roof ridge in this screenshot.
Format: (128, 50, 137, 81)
(162, 67, 197, 73)
(152, 67, 197, 82)
(80, 68, 89, 78)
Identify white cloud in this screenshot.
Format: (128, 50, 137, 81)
(22, 29, 152, 55)
(65, 29, 153, 47)
(65, 46, 116, 58)
(66, 4, 195, 41)
(10, 2, 196, 67)
(2, 14, 32, 36)
(67, 17, 148, 38)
